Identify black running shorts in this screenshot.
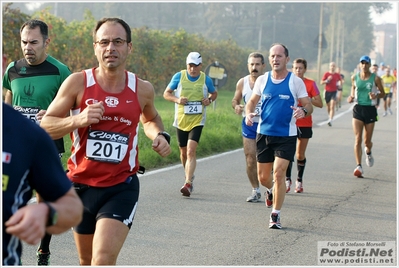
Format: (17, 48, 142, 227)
(176, 125, 203, 147)
(324, 91, 337, 103)
(352, 104, 378, 124)
(297, 127, 313, 139)
(256, 134, 297, 163)
(383, 92, 393, 100)
(73, 174, 139, 234)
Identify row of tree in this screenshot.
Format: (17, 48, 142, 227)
(3, 4, 254, 93)
(2, 2, 393, 94)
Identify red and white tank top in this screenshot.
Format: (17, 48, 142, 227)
(67, 68, 142, 187)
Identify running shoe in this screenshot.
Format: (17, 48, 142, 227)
(285, 179, 291, 193)
(180, 183, 193, 197)
(383, 111, 387, 117)
(265, 190, 273, 208)
(353, 165, 364, 178)
(364, 147, 374, 167)
(37, 250, 50, 266)
(388, 108, 393, 115)
(295, 180, 303, 193)
(327, 121, 332, 127)
(246, 189, 261, 202)
(269, 212, 282, 229)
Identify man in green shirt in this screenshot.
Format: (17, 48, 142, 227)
(347, 55, 384, 178)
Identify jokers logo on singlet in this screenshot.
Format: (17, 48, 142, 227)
(86, 129, 129, 164)
(13, 106, 40, 124)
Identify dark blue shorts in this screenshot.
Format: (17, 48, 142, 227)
(241, 118, 258, 139)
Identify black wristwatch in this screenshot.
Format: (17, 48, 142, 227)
(157, 131, 171, 145)
(301, 107, 308, 116)
(44, 202, 58, 227)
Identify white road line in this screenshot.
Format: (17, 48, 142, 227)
(139, 148, 243, 177)
(316, 104, 355, 126)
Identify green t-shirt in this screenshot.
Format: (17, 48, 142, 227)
(354, 73, 378, 106)
(3, 55, 71, 153)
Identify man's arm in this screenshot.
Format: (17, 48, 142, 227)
(320, 73, 328, 85)
(163, 73, 186, 105)
(311, 94, 323, 109)
(245, 93, 260, 126)
(207, 91, 218, 105)
(205, 76, 217, 103)
(4, 124, 83, 245)
(139, 79, 171, 157)
(45, 188, 83, 234)
(348, 74, 356, 103)
(4, 89, 12, 104)
(298, 96, 314, 117)
(4, 187, 82, 245)
(375, 75, 385, 99)
(163, 87, 181, 104)
(232, 78, 244, 115)
(41, 72, 104, 139)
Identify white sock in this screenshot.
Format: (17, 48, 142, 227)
(272, 209, 280, 214)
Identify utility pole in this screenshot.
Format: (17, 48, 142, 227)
(340, 20, 345, 69)
(335, 13, 341, 65)
(258, 23, 262, 51)
(317, 3, 324, 82)
(257, 9, 263, 51)
(329, 3, 336, 63)
(273, 15, 276, 42)
(54, 2, 58, 16)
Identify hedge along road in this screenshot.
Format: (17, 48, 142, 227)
(21, 101, 397, 266)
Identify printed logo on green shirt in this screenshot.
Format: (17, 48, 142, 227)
(19, 66, 27, 74)
(23, 84, 35, 97)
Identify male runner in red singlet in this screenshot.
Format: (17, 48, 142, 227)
(41, 18, 171, 265)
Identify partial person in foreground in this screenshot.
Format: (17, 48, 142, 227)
(245, 43, 313, 229)
(2, 19, 72, 265)
(232, 52, 266, 202)
(3, 102, 83, 266)
(41, 17, 171, 265)
(163, 51, 217, 197)
(347, 55, 385, 178)
(285, 58, 323, 194)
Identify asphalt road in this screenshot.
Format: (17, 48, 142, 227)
(21, 101, 397, 266)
